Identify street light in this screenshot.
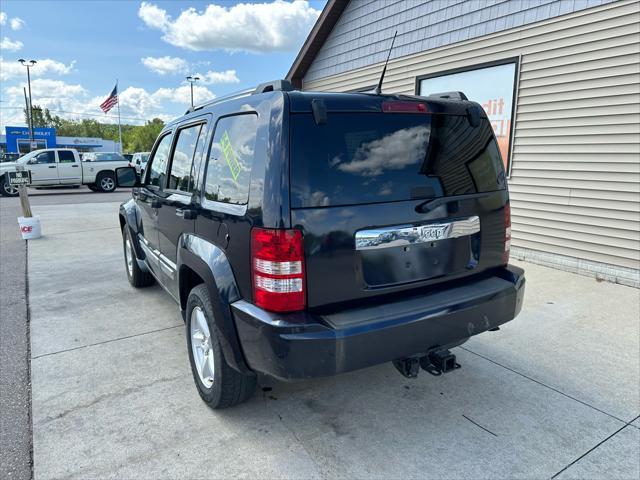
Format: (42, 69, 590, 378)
(186, 76, 200, 108)
(18, 59, 37, 147)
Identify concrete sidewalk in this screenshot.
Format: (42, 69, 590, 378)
(28, 201, 639, 479)
(0, 198, 31, 480)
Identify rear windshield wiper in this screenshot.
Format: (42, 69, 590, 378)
(415, 191, 494, 213)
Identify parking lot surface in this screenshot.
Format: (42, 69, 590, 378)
(23, 196, 640, 479)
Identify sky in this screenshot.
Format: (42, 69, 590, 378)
(0, 0, 326, 129)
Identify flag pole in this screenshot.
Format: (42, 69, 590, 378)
(116, 79, 123, 153)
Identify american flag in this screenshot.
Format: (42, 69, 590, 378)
(100, 84, 118, 113)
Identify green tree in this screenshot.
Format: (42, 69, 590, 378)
(124, 118, 165, 152)
(22, 106, 164, 152)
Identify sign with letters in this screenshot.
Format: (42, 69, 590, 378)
(8, 170, 32, 186)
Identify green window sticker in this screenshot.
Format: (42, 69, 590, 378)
(221, 131, 241, 182)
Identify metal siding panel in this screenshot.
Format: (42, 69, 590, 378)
(302, 0, 639, 269)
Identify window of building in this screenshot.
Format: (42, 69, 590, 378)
(204, 114, 258, 205)
(167, 124, 203, 193)
(57, 150, 76, 163)
(147, 134, 173, 188)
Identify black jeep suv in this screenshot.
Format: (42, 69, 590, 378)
(117, 80, 525, 409)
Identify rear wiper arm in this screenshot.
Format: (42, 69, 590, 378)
(415, 191, 494, 213)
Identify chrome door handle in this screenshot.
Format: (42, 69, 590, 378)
(48, 165, 56, 168)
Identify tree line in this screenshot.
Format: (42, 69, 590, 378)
(25, 106, 164, 153)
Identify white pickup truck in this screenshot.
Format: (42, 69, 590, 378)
(0, 148, 130, 197)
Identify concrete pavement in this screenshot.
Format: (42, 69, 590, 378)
(0, 195, 31, 480)
(0, 188, 132, 480)
(23, 199, 640, 479)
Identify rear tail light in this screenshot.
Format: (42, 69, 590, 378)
(382, 101, 428, 113)
(503, 202, 511, 265)
(251, 228, 305, 312)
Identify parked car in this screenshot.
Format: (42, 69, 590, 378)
(123, 153, 133, 162)
(116, 80, 525, 409)
(0, 148, 130, 196)
(131, 152, 150, 175)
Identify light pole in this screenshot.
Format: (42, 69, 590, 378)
(18, 59, 37, 147)
(186, 76, 200, 108)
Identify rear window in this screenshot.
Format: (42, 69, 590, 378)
(290, 113, 506, 208)
(95, 153, 125, 162)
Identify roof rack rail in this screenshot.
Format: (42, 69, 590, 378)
(185, 88, 254, 115)
(184, 79, 296, 115)
(428, 91, 468, 101)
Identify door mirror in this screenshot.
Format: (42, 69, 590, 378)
(115, 166, 141, 187)
(28, 158, 37, 165)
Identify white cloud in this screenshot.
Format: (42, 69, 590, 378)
(141, 55, 188, 75)
(10, 17, 24, 30)
(337, 126, 430, 177)
(0, 37, 23, 51)
(0, 11, 25, 30)
(6, 78, 86, 100)
(0, 57, 75, 81)
(138, 1, 168, 29)
(197, 69, 240, 85)
(138, 0, 320, 52)
(153, 84, 214, 105)
(1, 72, 216, 130)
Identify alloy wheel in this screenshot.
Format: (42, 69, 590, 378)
(124, 237, 134, 277)
(101, 177, 115, 191)
(190, 306, 215, 388)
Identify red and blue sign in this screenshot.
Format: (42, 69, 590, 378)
(5, 126, 57, 153)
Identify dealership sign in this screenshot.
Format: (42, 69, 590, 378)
(5, 126, 57, 153)
(418, 60, 518, 174)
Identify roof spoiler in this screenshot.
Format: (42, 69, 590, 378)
(427, 91, 468, 101)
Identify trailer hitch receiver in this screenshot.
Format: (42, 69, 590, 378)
(420, 350, 461, 376)
(392, 357, 420, 378)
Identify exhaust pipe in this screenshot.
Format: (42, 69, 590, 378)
(420, 350, 460, 376)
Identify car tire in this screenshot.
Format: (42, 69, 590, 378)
(186, 284, 256, 409)
(0, 175, 19, 197)
(96, 172, 116, 192)
(122, 228, 154, 288)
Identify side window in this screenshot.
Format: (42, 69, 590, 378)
(167, 124, 203, 192)
(147, 134, 173, 188)
(204, 114, 258, 205)
(58, 150, 76, 163)
(34, 151, 55, 164)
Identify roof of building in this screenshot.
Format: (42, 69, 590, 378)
(286, 0, 350, 88)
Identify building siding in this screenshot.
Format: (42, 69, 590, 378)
(302, 0, 640, 284)
(305, 0, 617, 82)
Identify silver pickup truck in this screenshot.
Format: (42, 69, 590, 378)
(0, 148, 130, 196)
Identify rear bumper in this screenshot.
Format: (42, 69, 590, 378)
(232, 266, 525, 381)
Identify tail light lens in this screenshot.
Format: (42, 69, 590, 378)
(251, 228, 305, 312)
(503, 202, 511, 265)
(382, 101, 428, 113)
